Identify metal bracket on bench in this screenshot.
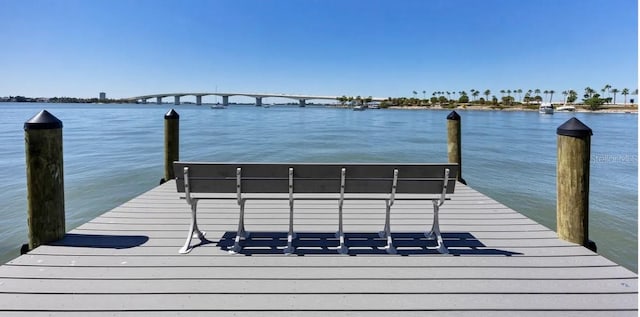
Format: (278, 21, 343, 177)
(438, 168, 450, 207)
(231, 167, 249, 254)
(179, 167, 207, 254)
(284, 167, 296, 255)
(336, 168, 348, 255)
(379, 169, 398, 254)
(425, 168, 450, 254)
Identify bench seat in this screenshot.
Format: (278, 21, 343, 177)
(174, 162, 458, 255)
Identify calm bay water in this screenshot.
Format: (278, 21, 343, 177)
(0, 103, 637, 271)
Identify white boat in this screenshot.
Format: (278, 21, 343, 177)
(539, 103, 554, 114)
(210, 104, 226, 109)
(556, 105, 575, 112)
(353, 105, 366, 111)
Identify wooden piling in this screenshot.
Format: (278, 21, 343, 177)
(446, 111, 466, 184)
(556, 117, 595, 251)
(163, 109, 179, 183)
(24, 110, 65, 250)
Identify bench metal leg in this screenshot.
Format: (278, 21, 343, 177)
(425, 200, 449, 254)
(335, 202, 348, 255)
(231, 200, 249, 254)
(378, 200, 390, 239)
(179, 199, 206, 254)
(379, 200, 396, 254)
(284, 199, 295, 255)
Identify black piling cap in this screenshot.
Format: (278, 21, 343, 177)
(165, 109, 179, 119)
(24, 110, 63, 130)
(446, 111, 461, 120)
(557, 117, 593, 137)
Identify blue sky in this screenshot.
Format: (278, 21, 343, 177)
(0, 0, 637, 102)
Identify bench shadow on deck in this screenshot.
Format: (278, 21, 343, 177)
(208, 231, 522, 256)
(48, 233, 149, 249)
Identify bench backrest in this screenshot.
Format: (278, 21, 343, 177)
(174, 162, 458, 195)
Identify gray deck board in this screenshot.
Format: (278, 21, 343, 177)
(0, 312, 637, 317)
(0, 293, 637, 310)
(0, 277, 635, 294)
(0, 181, 636, 315)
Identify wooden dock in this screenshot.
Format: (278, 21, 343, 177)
(0, 180, 636, 316)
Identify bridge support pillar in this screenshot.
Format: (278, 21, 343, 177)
(156, 97, 162, 104)
(255, 97, 262, 107)
(196, 96, 202, 106)
(174, 96, 180, 105)
(141, 98, 148, 104)
(299, 99, 306, 107)
(222, 96, 229, 107)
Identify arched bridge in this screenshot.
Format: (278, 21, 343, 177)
(127, 92, 386, 107)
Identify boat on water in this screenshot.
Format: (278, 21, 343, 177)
(210, 104, 226, 109)
(539, 102, 554, 114)
(556, 105, 576, 112)
(353, 104, 366, 111)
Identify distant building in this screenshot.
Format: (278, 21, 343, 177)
(99, 92, 106, 100)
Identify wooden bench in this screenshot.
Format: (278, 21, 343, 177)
(174, 162, 458, 255)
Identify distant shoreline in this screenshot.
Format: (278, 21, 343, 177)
(387, 104, 638, 113)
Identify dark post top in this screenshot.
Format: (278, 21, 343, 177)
(446, 111, 460, 121)
(557, 117, 593, 137)
(24, 110, 63, 130)
(165, 109, 179, 119)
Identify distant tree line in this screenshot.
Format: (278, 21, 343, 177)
(336, 95, 373, 107)
(336, 86, 637, 110)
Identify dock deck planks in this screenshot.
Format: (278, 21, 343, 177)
(0, 181, 636, 316)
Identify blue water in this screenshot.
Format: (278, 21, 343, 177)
(0, 103, 637, 271)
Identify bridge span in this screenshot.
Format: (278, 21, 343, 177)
(127, 92, 386, 107)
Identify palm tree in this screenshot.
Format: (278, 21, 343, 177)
(422, 90, 426, 99)
(604, 84, 611, 100)
(499, 90, 505, 97)
(543, 90, 549, 101)
(549, 90, 555, 103)
(568, 90, 578, 103)
(562, 91, 568, 103)
(611, 88, 619, 104)
(584, 87, 595, 98)
(472, 90, 479, 101)
(507, 89, 512, 97)
(484, 89, 490, 101)
(621, 88, 629, 104)
(412, 91, 417, 98)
